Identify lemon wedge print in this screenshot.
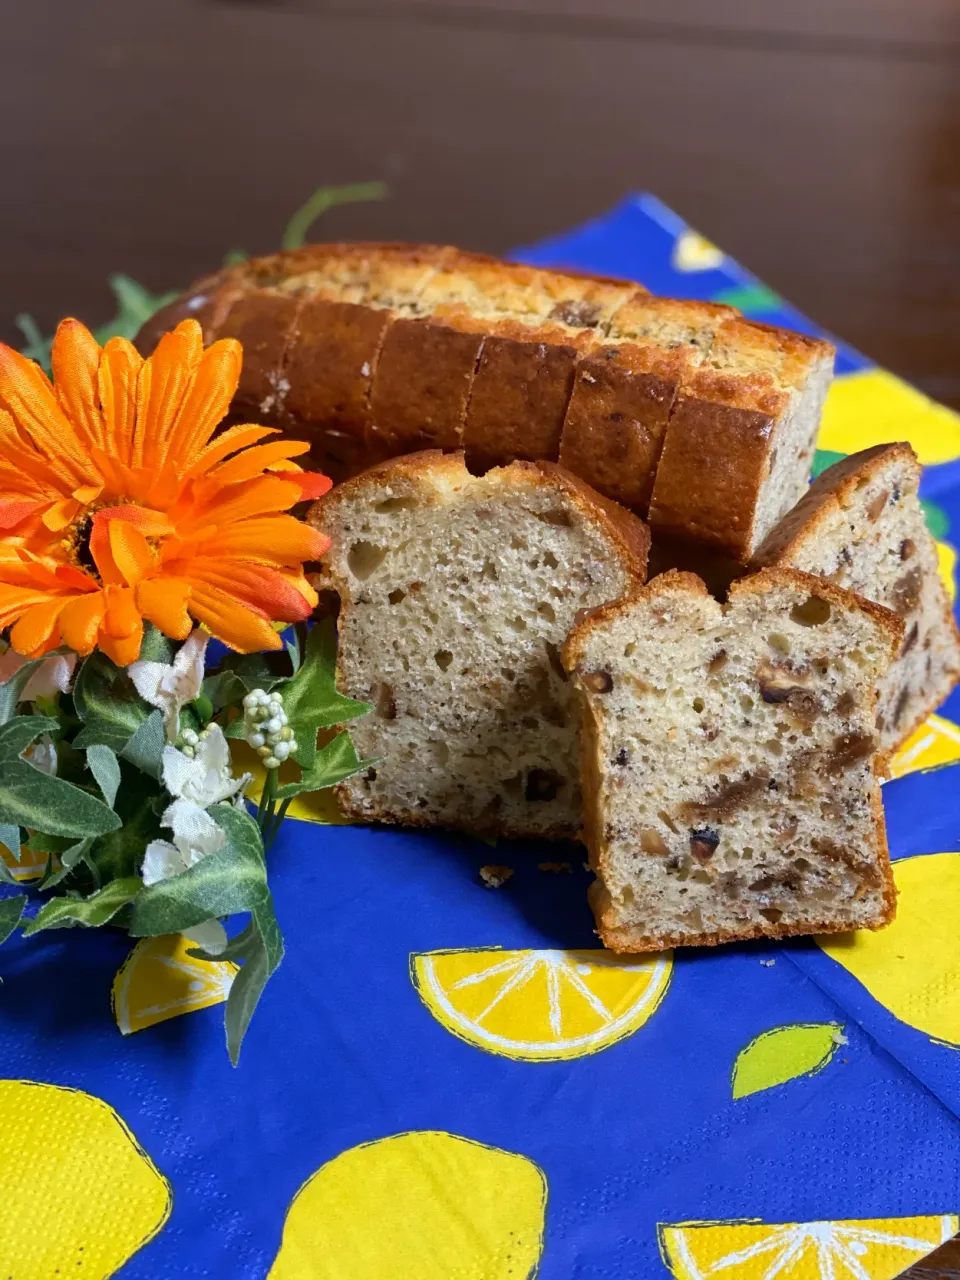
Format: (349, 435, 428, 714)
(112, 933, 238, 1034)
(937, 538, 957, 603)
(0, 1079, 171, 1278)
(889, 714, 960, 779)
(672, 229, 725, 272)
(819, 852, 960, 1043)
(659, 1214, 957, 1280)
(232, 740, 346, 825)
(817, 368, 960, 465)
(411, 946, 672, 1061)
(268, 1130, 547, 1279)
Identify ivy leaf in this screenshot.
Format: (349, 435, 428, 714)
(282, 620, 371, 769)
(218, 649, 294, 694)
(0, 894, 26, 946)
(73, 653, 149, 752)
(84, 765, 164, 886)
(221, 911, 283, 1066)
(121, 710, 165, 779)
(0, 823, 21, 862)
(276, 731, 376, 800)
(86, 745, 121, 808)
(0, 654, 63, 725)
(40, 838, 93, 890)
(202, 670, 248, 714)
(137, 623, 175, 665)
(732, 1022, 844, 1099)
(0, 716, 121, 839)
(22, 877, 142, 936)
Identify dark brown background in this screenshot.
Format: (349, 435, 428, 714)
(2, 1, 958, 404)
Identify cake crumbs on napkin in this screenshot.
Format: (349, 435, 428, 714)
(479, 865, 514, 889)
(537, 861, 572, 874)
(760, 959, 776, 967)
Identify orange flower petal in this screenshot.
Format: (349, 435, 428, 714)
(136, 577, 193, 640)
(96, 504, 174, 537)
(179, 476, 305, 534)
(0, 343, 91, 486)
(194, 515, 329, 564)
(107, 518, 155, 587)
(101, 585, 142, 639)
(188, 585, 284, 653)
(89, 515, 125, 587)
(209, 439, 312, 489)
(186, 559, 315, 623)
(51, 319, 105, 452)
(41, 497, 81, 532)
(59, 591, 107, 654)
(133, 320, 203, 468)
(98, 625, 143, 668)
(165, 338, 243, 468)
(0, 500, 44, 530)
(98, 337, 143, 467)
(10, 597, 64, 657)
(179, 423, 279, 482)
(291, 469, 334, 501)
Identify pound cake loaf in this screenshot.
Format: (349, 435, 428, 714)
(563, 567, 903, 951)
(139, 242, 834, 561)
(309, 450, 649, 839)
(753, 444, 960, 751)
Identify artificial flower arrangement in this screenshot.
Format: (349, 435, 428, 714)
(0, 317, 372, 1063)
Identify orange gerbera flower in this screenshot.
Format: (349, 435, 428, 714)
(0, 318, 331, 665)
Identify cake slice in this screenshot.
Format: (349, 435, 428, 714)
(310, 451, 650, 839)
(753, 443, 960, 751)
(563, 567, 903, 951)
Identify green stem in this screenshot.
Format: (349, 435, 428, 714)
(257, 767, 278, 832)
(281, 182, 388, 251)
(264, 798, 292, 852)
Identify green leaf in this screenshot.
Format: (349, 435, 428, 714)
(0, 716, 121, 839)
(221, 911, 283, 1066)
(811, 449, 847, 480)
(40, 838, 93, 890)
(0, 894, 26, 946)
(921, 498, 950, 541)
(0, 823, 21, 862)
(84, 765, 164, 885)
(86, 745, 121, 808)
(202, 670, 247, 713)
(0, 655, 57, 725)
(281, 181, 388, 252)
(73, 652, 149, 752)
(282, 620, 371, 769)
(22, 877, 142, 936)
(15, 314, 53, 371)
(138, 624, 175, 665)
(121, 710, 165, 779)
(276, 731, 375, 800)
(713, 283, 783, 314)
(219, 648, 295, 694)
(93, 275, 181, 346)
(129, 805, 273, 937)
(732, 1022, 843, 1099)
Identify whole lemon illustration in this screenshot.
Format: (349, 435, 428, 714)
(0, 1079, 171, 1278)
(268, 1130, 547, 1279)
(818, 852, 960, 1043)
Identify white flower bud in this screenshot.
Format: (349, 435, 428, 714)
(251, 689, 266, 700)
(272, 741, 290, 761)
(182, 729, 199, 747)
(247, 732, 265, 749)
(264, 717, 283, 736)
(279, 726, 293, 741)
(270, 691, 284, 705)
(242, 692, 258, 709)
(182, 745, 196, 758)
(264, 755, 281, 769)
(288, 740, 298, 755)
(257, 745, 272, 759)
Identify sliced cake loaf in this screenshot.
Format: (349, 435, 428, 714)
(138, 243, 833, 559)
(309, 450, 650, 839)
(563, 567, 902, 951)
(753, 444, 960, 751)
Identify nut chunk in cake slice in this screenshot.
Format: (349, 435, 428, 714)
(563, 567, 903, 952)
(310, 450, 649, 840)
(753, 443, 960, 752)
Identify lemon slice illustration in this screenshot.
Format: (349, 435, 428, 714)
(889, 714, 960, 780)
(817, 368, 960, 466)
(672, 230, 725, 273)
(411, 946, 672, 1061)
(819, 852, 960, 1044)
(937, 539, 957, 603)
(0, 1079, 171, 1278)
(268, 1130, 546, 1279)
(660, 1214, 957, 1280)
(112, 933, 238, 1035)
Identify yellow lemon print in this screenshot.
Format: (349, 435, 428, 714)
(659, 1214, 958, 1280)
(889, 714, 960, 779)
(937, 539, 957, 603)
(672, 229, 725, 272)
(817, 368, 960, 466)
(411, 946, 672, 1061)
(112, 933, 238, 1035)
(0, 1079, 171, 1278)
(232, 739, 346, 825)
(268, 1130, 547, 1279)
(819, 852, 960, 1044)
(0, 842, 46, 882)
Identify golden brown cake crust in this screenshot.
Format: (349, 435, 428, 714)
(138, 242, 835, 559)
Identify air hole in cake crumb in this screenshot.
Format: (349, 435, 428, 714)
(707, 649, 727, 673)
(348, 540, 388, 580)
(482, 560, 499, 581)
(691, 869, 712, 885)
(374, 496, 419, 513)
(433, 741, 450, 766)
(659, 810, 679, 834)
(374, 683, 396, 719)
(740, 695, 754, 713)
(525, 769, 562, 801)
(537, 601, 557, 623)
(503, 772, 523, 797)
(508, 617, 527, 632)
(544, 642, 568, 682)
(500, 667, 516, 682)
(790, 595, 832, 626)
(760, 907, 783, 924)
(434, 650, 454, 671)
(537, 508, 573, 527)
(769, 633, 790, 654)
(388, 588, 406, 605)
(692, 697, 705, 713)
(543, 549, 559, 569)
(624, 642, 637, 658)
(766, 739, 783, 756)
(793, 857, 812, 873)
(510, 534, 527, 551)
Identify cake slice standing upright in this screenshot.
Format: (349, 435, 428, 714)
(310, 451, 649, 840)
(564, 567, 903, 952)
(753, 443, 960, 751)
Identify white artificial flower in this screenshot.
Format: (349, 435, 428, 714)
(128, 629, 208, 742)
(0, 648, 76, 700)
(27, 734, 58, 777)
(141, 802, 226, 886)
(182, 919, 228, 956)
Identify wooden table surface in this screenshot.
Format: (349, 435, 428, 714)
(2, 0, 958, 406)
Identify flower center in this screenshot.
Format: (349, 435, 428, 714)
(73, 512, 98, 580)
